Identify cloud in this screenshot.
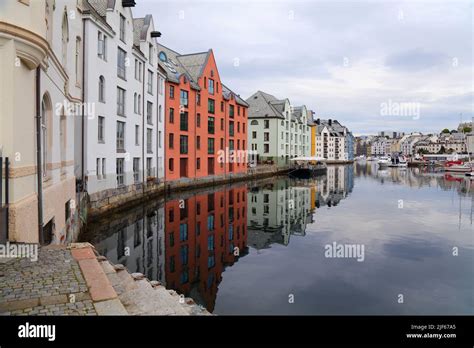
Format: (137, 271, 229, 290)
(133, 0, 473, 134)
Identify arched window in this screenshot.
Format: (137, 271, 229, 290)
(250, 120, 259, 126)
(158, 105, 162, 123)
(60, 110, 67, 168)
(138, 94, 141, 114)
(134, 93, 137, 113)
(61, 10, 69, 66)
(75, 37, 82, 86)
(41, 93, 52, 177)
(99, 76, 105, 102)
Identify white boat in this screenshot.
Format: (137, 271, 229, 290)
(388, 156, 408, 168)
(378, 156, 391, 167)
(444, 161, 473, 173)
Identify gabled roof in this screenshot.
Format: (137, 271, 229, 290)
(82, 0, 114, 32)
(245, 91, 285, 119)
(222, 84, 248, 107)
(157, 44, 204, 89)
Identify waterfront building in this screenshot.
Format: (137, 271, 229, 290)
(466, 133, 474, 156)
(315, 119, 353, 161)
(0, 0, 82, 244)
(414, 133, 466, 154)
(77, 1, 165, 211)
(246, 91, 312, 166)
(157, 45, 248, 182)
(400, 133, 423, 156)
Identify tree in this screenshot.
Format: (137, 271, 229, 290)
(463, 126, 472, 133)
(417, 148, 429, 155)
(451, 129, 457, 134)
(441, 128, 450, 134)
(438, 145, 446, 154)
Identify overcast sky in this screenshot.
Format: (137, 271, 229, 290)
(133, 0, 473, 135)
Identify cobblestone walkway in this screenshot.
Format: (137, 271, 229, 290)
(0, 246, 97, 315)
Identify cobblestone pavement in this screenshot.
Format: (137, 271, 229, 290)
(0, 246, 97, 315)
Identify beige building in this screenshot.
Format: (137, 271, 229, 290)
(0, 0, 80, 244)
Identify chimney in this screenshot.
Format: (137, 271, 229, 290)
(328, 119, 332, 126)
(316, 118, 320, 125)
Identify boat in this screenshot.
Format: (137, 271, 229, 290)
(443, 161, 473, 173)
(288, 156, 327, 178)
(378, 156, 391, 167)
(388, 156, 408, 168)
(465, 171, 474, 177)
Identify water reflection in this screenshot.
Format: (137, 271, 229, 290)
(82, 164, 473, 314)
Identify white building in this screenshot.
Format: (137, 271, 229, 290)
(0, 0, 82, 244)
(246, 91, 313, 167)
(77, 1, 165, 207)
(315, 119, 351, 161)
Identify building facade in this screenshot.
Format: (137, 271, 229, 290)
(246, 90, 313, 167)
(315, 119, 352, 161)
(0, 0, 82, 244)
(158, 45, 248, 181)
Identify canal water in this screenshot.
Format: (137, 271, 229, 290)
(81, 164, 474, 315)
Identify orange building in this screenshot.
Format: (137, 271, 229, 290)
(164, 185, 248, 311)
(157, 45, 248, 181)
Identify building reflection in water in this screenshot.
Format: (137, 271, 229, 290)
(86, 184, 249, 312)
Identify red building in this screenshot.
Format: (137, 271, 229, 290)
(164, 185, 248, 311)
(157, 45, 248, 181)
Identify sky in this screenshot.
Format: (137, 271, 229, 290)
(133, 0, 473, 136)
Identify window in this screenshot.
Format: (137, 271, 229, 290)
(208, 138, 215, 154)
(169, 133, 174, 149)
(252, 131, 257, 139)
(135, 125, 139, 145)
(75, 37, 82, 86)
(180, 90, 188, 107)
(197, 158, 201, 169)
(98, 31, 106, 60)
(237, 122, 240, 132)
(148, 44, 153, 65)
(264, 144, 269, 153)
(159, 105, 162, 122)
(102, 158, 106, 178)
(137, 95, 141, 115)
(116, 121, 125, 151)
(98, 116, 105, 142)
(117, 48, 126, 79)
(229, 105, 234, 118)
(264, 132, 269, 141)
(197, 93, 201, 106)
(207, 234, 214, 249)
(169, 85, 175, 99)
(237, 106, 240, 116)
(117, 87, 125, 116)
(98, 76, 105, 102)
(180, 112, 188, 131)
(119, 14, 126, 42)
(197, 113, 201, 127)
(264, 120, 270, 128)
(197, 136, 201, 149)
(180, 224, 188, 241)
(208, 79, 214, 94)
(135, 60, 142, 81)
(220, 118, 224, 131)
(146, 157, 152, 176)
(147, 70, 153, 94)
(229, 121, 234, 136)
(96, 158, 101, 179)
(158, 131, 162, 148)
(116, 158, 124, 186)
(208, 116, 215, 134)
(133, 158, 140, 183)
(169, 158, 174, 171)
(169, 108, 174, 123)
(220, 138, 224, 150)
(208, 98, 215, 114)
(229, 140, 234, 151)
(180, 135, 188, 154)
(147, 102, 153, 124)
(220, 101, 224, 112)
(147, 129, 152, 153)
(61, 11, 68, 66)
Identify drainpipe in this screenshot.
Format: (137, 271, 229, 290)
(35, 67, 44, 243)
(142, 58, 146, 194)
(81, 17, 86, 191)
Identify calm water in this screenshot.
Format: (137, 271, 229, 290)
(81, 164, 474, 315)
